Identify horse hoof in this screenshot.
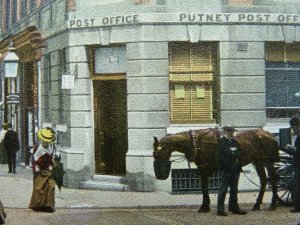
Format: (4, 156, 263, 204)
(252, 205, 260, 211)
(198, 207, 210, 213)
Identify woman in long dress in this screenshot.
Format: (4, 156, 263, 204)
(0, 199, 6, 224)
(28, 127, 56, 213)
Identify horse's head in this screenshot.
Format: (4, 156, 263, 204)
(153, 136, 172, 180)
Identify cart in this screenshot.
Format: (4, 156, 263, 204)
(276, 128, 296, 206)
(276, 151, 295, 206)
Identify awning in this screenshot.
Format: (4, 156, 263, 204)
(0, 26, 46, 62)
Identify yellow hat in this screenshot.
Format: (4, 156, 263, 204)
(37, 127, 56, 143)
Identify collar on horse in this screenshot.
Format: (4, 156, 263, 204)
(187, 127, 221, 168)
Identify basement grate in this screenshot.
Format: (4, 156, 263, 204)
(171, 169, 220, 194)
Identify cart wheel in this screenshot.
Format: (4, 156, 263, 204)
(276, 162, 295, 206)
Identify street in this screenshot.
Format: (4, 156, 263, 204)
(3, 204, 300, 225)
(3, 165, 298, 225)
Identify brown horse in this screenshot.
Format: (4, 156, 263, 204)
(153, 128, 280, 212)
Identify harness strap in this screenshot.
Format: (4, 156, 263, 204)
(242, 167, 261, 188)
(188, 129, 196, 163)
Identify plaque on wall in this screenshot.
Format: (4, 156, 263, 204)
(94, 46, 126, 74)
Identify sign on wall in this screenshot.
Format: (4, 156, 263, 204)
(94, 46, 126, 74)
(68, 13, 300, 28)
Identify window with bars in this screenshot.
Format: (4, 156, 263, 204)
(172, 169, 220, 194)
(169, 42, 218, 123)
(265, 42, 300, 118)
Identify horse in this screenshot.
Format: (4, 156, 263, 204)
(153, 128, 280, 212)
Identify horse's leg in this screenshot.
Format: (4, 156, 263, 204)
(198, 170, 210, 213)
(252, 161, 267, 211)
(266, 160, 279, 210)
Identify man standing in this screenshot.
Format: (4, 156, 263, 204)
(3, 123, 19, 174)
(217, 125, 247, 216)
(0, 123, 8, 164)
(283, 117, 300, 212)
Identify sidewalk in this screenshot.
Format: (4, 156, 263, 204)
(0, 164, 273, 209)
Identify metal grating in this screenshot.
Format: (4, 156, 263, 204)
(172, 169, 220, 194)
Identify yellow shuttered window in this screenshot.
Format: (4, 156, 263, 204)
(266, 42, 300, 63)
(169, 42, 217, 123)
(265, 43, 284, 62)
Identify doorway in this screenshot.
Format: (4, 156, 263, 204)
(20, 62, 37, 165)
(93, 79, 128, 175)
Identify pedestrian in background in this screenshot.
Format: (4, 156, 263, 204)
(3, 123, 19, 174)
(217, 125, 247, 216)
(0, 123, 8, 164)
(0, 123, 8, 142)
(283, 117, 300, 213)
(29, 127, 56, 213)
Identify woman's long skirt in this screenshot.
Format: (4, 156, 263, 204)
(28, 170, 55, 212)
(0, 200, 6, 224)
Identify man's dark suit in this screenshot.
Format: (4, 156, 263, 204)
(217, 135, 243, 214)
(284, 135, 300, 211)
(3, 130, 19, 173)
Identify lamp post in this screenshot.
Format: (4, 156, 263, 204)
(3, 43, 19, 78)
(2, 42, 20, 127)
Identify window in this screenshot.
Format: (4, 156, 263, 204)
(169, 42, 218, 123)
(265, 42, 300, 118)
(11, 0, 18, 24)
(30, 0, 37, 13)
(43, 54, 51, 120)
(58, 49, 67, 123)
(5, 0, 11, 31)
(21, 0, 28, 18)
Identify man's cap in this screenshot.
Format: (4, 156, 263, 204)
(223, 125, 236, 132)
(290, 117, 300, 126)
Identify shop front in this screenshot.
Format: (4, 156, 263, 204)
(0, 26, 45, 166)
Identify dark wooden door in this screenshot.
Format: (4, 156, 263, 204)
(93, 79, 128, 175)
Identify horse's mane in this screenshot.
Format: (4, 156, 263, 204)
(160, 131, 189, 144)
(160, 128, 220, 145)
